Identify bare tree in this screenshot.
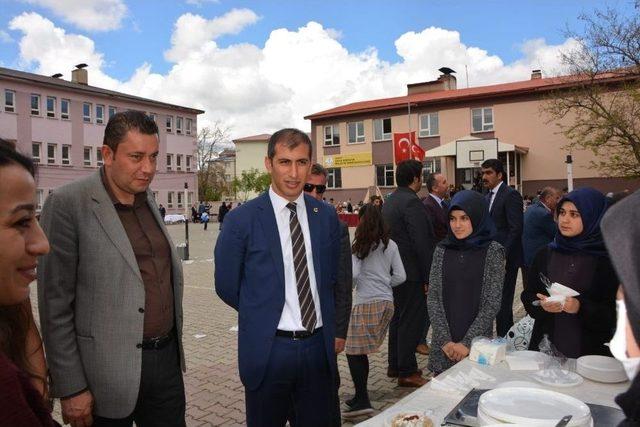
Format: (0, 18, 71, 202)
(196, 122, 232, 200)
(543, 7, 640, 177)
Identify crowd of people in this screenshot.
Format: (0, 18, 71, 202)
(0, 113, 639, 427)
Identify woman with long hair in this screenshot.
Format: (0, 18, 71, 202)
(342, 204, 406, 419)
(521, 187, 618, 358)
(0, 139, 56, 426)
(427, 190, 505, 375)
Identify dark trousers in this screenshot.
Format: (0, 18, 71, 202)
(93, 335, 186, 427)
(388, 281, 426, 377)
(246, 331, 333, 427)
(419, 305, 431, 345)
(496, 258, 520, 337)
(203, 220, 208, 230)
(331, 355, 341, 426)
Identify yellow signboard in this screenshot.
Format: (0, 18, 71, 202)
(323, 152, 372, 168)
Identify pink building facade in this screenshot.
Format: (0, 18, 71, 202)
(0, 66, 203, 214)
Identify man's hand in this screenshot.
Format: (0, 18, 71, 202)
(450, 343, 470, 362)
(563, 296, 580, 314)
(61, 390, 94, 427)
(536, 294, 563, 313)
(335, 338, 346, 354)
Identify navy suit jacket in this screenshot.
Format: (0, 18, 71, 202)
(214, 192, 341, 391)
(488, 183, 524, 265)
(522, 201, 557, 267)
(422, 194, 448, 242)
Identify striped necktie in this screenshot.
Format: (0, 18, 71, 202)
(286, 202, 317, 331)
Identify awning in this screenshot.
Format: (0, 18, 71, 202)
(425, 135, 529, 158)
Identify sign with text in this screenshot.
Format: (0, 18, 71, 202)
(323, 152, 372, 168)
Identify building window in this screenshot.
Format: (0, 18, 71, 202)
(46, 96, 56, 118)
(186, 118, 192, 135)
(176, 117, 183, 134)
(188, 191, 194, 205)
(61, 99, 70, 119)
(422, 158, 442, 183)
(327, 168, 342, 189)
(323, 125, 340, 146)
(36, 190, 44, 211)
(419, 112, 439, 137)
(31, 94, 41, 115)
(472, 107, 494, 132)
(176, 155, 182, 171)
(83, 102, 92, 122)
(373, 118, 392, 141)
(32, 142, 41, 163)
(166, 154, 173, 171)
(4, 90, 15, 112)
(186, 155, 192, 171)
(96, 149, 103, 166)
(152, 191, 158, 201)
(84, 147, 92, 166)
(376, 164, 395, 187)
(108, 106, 117, 119)
(96, 105, 105, 124)
(348, 121, 365, 144)
(166, 116, 173, 133)
(177, 191, 183, 208)
(47, 143, 56, 164)
(149, 113, 156, 123)
(61, 145, 71, 165)
(167, 191, 174, 208)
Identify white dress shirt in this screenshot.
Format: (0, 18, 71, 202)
(429, 193, 444, 208)
(488, 180, 503, 211)
(269, 187, 323, 331)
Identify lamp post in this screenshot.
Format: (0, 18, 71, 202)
(183, 182, 190, 260)
(566, 154, 574, 192)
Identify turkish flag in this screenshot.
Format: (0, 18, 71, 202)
(393, 132, 415, 164)
(410, 141, 425, 161)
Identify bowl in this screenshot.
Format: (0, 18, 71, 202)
(577, 355, 628, 383)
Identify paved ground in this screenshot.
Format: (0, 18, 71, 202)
(31, 222, 524, 426)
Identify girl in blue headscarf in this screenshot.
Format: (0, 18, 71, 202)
(427, 190, 506, 374)
(521, 187, 619, 358)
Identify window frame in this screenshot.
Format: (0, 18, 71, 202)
(83, 102, 92, 123)
(96, 104, 105, 124)
(327, 168, 342, 189)
(46, 96, 56, 118)
(4, 89, 15, 113)
(419, 112, 439, 137)
(31, 94, 41, 116)
(323, 124, 340, 146)
(32, 142, 41, 164)
(96, 148, 103, 166)
(61, 145, 71, 166)
(166, 116, 173, 133)
(166, 154, 173, 171)
(167, 191, 174, 208)
(84, 147, 92, 167)
(186, 155, 192, 172)
(176, 117, 183, 134)
(471, 107, 494, 132)
(47, 143, 56, 164)
(176, 154, 182, 171)
(177, 191, 183, 208)
(347, 121, 365, 144)
(373, 118, 392, 141)
(61, 98, 70, 119)
(186, 118, 192, 135)
(376, 164, 395, 187)
(108, 106, 117, 119)
(36, 189, 44, 211)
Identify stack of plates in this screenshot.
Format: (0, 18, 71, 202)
(477, 387, 592, 426)
(577, 355, 627, 383)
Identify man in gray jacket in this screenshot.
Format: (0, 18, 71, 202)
(38, 111, 185, 426)
(383, 160, 436, 387)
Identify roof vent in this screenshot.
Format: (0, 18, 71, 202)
(439, 67, 456, 75)
(72, 64, 88, 85)
(51, 73, 63, 79)
(531, 69, 542, 80)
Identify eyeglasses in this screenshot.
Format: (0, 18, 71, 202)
(303, 183, 326, 194)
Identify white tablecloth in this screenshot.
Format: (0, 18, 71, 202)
(164, 214, 186, 223)
(357, 358, 629, 426)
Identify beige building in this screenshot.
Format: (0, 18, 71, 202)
(232, 133, 270, 199)
(305, 69, 640, 202)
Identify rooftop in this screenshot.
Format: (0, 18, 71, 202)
(0, 66, 205, 115)
(232, 133, 272, 143)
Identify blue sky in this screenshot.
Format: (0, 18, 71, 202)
(0, 0, 636, 137)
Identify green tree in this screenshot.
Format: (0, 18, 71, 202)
(232, 168, 271, 201)
(196, 122, 232, 201)
(543, 6, 640, 177)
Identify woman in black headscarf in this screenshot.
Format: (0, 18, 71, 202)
(522, 187, 618, 358)
(427, 190, 506, 375)
(602, 189, 640, 425)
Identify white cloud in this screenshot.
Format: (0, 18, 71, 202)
(0, 30, 13, 43)
(21, 0, 127, 31)
(8, 11, 577, 140)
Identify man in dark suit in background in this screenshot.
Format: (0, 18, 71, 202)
(481, 158, 523, 337)
(304, 163, 352, 426)
(382, 160, 436, 387)
(215, 129, 341, 426)
(522, 186, 560, 287)
(417, 172, 449, 355)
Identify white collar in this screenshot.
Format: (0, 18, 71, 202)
(269, 186, 306, 214)
(429, 193, 443, 205)
(490, 181, 503, 194)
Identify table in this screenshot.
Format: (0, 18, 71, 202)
(338, 213, 359, 227)
(357, 358, 629, 426)
(164, 214, 186, 224)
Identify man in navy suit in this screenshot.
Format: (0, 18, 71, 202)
(522, 187, 560, 286)
(481, 159, 523, 337)
(215, 129, 341, 427)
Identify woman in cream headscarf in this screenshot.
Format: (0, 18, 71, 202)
(601, 189, 640, 425)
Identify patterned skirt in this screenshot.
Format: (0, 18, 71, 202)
(345, 299, 394, 355)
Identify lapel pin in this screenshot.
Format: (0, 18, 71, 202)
(313, 207, 318, 213)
